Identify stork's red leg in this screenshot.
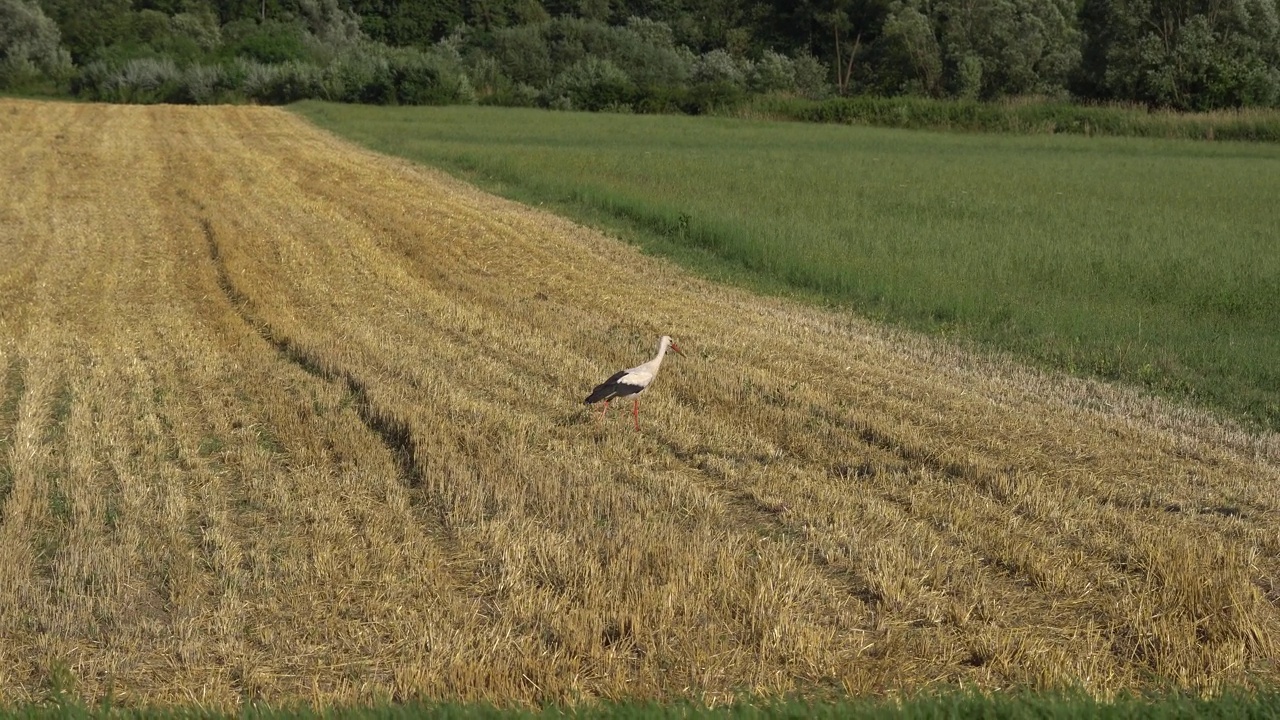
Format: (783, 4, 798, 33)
(599, 399, 609, 422)
(632, 398, 640, 431)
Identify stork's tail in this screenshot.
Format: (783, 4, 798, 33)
(584, 384, 619, 405)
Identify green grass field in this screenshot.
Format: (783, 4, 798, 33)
(293, 102, 1280, 431)
(11, 690, 1280, 720)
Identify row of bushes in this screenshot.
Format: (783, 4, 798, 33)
(480, 51, 824, 113)
(3, 0, 833, 112)
(470, 17, 828, 110)
(70, 46, 475, 106)
(65, 26, 830, 113)
(62, 49, 1280, 139)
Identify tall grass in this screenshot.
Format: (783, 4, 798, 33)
(10, 689, 1280, 718)
(295, 102, 1280, 430)
(743, 95, 1280, 142)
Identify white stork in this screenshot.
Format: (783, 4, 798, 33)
(585, 335, 682, 430)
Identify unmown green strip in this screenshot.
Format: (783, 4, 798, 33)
(738, 95, 1280, 143)
(293, 102, 1280, 431)
(7, 689, 1280, 719)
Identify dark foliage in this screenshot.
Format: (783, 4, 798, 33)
(10, 0, 1280, 110)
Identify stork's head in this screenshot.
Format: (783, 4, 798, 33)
(661, 335, 683, 355)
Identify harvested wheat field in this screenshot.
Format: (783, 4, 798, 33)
(0, 98, 1278, 708)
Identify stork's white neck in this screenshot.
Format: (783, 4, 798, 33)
(654, 336, 672, 364)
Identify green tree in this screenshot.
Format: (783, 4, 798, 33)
(170, 7, 223, 52)
(1, 0, 72, 86)
(935, 0, 1079, 98)
(881, 0, 940, 94)
(762, 0, 888, 91)
(544, 54, 632, 108)
(209, 0, 285, 23)
(38, 0, 132, 63)
(348, 0, 465, 46)
(1078, 0, 1280, 108)
(219, 17, 313, 61)
(491, 21, 553, 85)
(879, 0, 1079, 99)
(467, 0, 547, 31)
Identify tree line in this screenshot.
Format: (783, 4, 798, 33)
(2, 0, 1278, 111)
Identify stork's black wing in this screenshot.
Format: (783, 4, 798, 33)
(584, 370, 645, 404)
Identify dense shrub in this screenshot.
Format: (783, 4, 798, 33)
(193, 63, 230, 102)
(315, 47, 380, 102)
(67, 39, 475, 107)
(684, 49, 751, 111)
(792, 52, 830, 99)
(691, 48, 746, 88)
(749, 50, 795, 93)
(169, 11, 222, 53)
(240, 58, 323, 103)
(24, 0, 1280, 111)
(387, 46, 474, 105)
(605, 18, 692, 88)
(544, 56, 633, 110)
(39, 2, 826, 111)
(483, 16, 747, 110)
(480, 79, 541, 107)
(492, 23, 554, 87)
(73, 57, 183, 103)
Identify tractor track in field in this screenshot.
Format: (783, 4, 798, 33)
(201, 216, 421, 488)
(197, 212, 478, 598)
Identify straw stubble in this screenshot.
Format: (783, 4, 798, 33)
(0, 99, 1276, 708)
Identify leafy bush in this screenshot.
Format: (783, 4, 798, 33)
(113, 56, 180, 102)
(490, 16, 696, 105)
(692, 48, 746, 87)
(73, 57, 182, 103)
(607, 18, 691, 88)
(238, 58, 323, 104)
(792, 52, 830, 99)
(296, 0, 364, 47)
(492, 23, 554, 87)
(622, 81, 686, 112)
(170, 11, 221, 53)
(176, 62, 229, 103)
(749, 50, 795, 93)
(66, 37, 475, 107)
(683, 49, 751, 112)
(387, 46, 474, 105)
(624, 16, 676, 48)
(320, 48, 387, 103)
(544, 56, 633, 111)
(481, 80, 540, 106)
(464, 51, 506, 98)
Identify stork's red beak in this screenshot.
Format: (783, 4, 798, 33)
(670, 342, 683, 355)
